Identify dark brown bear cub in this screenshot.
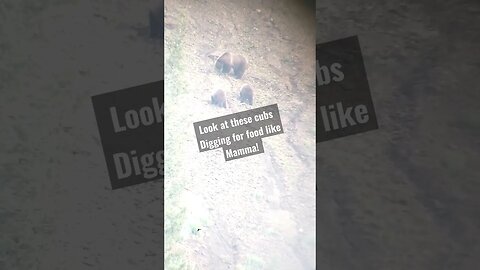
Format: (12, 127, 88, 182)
(211, 89, 228, 108)
(239, 84, 253, 105)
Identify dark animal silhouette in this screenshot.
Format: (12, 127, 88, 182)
(214, 52, 248, 79)
(239, 84, 253, 105)
(215, 52, 233, 74)
(211, 89, 228, 108)
(231, 54, 248, 79)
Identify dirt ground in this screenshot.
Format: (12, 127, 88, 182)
(164, 0, 315, 269)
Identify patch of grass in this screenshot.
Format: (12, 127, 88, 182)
(253, 190, 263, 202)
(165, 181, 189, 269)
(281, 56, 295, 66)
(238, 255, 265, 270)
(165, 10, 188, 101)
(164, 9, 193, 270)
(265, 227, 280, 238)
(165, 249, 192, 270)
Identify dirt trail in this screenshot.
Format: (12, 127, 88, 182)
(165, 0, 315, 269)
